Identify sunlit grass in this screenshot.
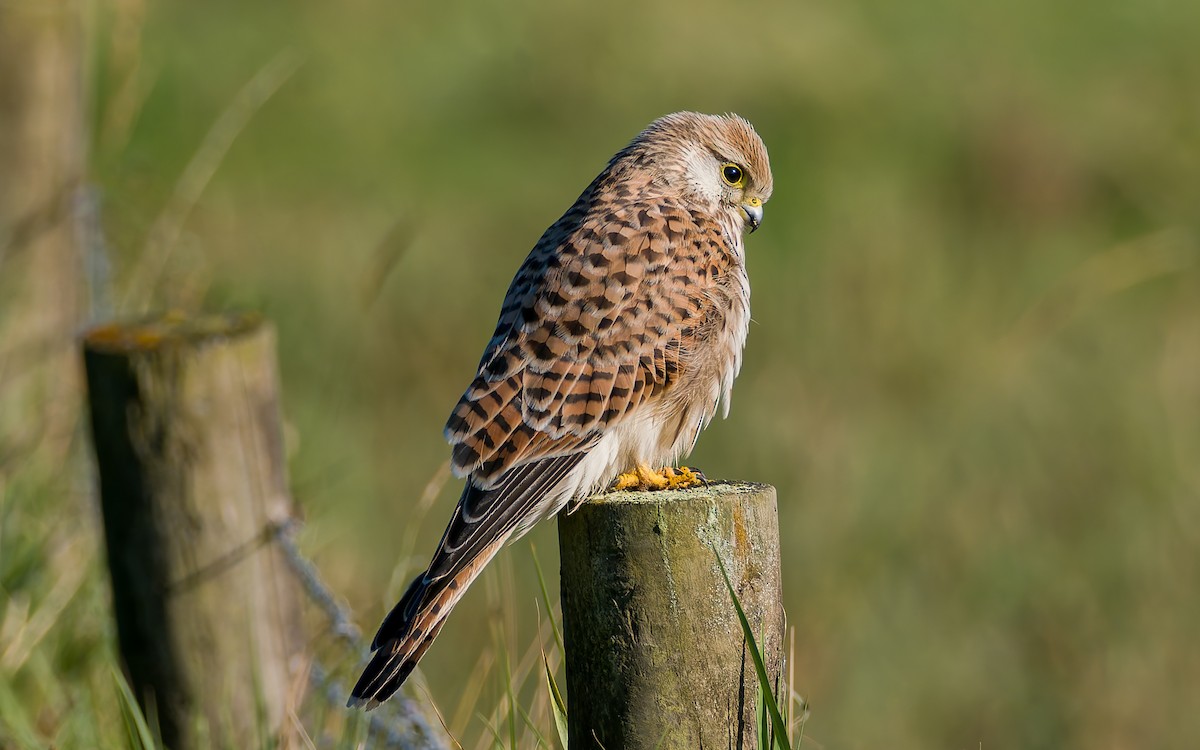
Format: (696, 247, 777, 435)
(714, 547, 810, 750)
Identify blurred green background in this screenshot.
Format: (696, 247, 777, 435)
(4, 0, 1200, 747)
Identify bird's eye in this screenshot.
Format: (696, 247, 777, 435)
(721, 163, 744, 187)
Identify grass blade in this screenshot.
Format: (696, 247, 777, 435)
(476, 714, 505, 749)
(712, 545, 791, 750)
(112, 666, 159, 750)
(542, 647, 569, 750)
(504, 653, 518, 750)
(516, 701, 551, 749)
(530, 545, 564, 657)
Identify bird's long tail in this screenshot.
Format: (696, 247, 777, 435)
(346, 534, 507, 709)
(347, 452, 583, 709)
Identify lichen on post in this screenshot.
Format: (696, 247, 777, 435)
(558, 481, 785, 749)
(83, 311, 302, 750)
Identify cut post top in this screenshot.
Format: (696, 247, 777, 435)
(584, 479, 771, 505)
(82, 310, 264, 353)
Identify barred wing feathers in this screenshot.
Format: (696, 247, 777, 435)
(444, 191, 736, 488)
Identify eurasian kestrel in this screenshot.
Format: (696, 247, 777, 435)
(349, 112, 772, 708)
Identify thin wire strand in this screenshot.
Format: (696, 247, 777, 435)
(272, 518, 451, 750)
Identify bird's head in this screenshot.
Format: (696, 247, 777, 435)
(618, 112, 773, 234)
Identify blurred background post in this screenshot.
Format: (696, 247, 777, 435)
(0, 0, 86, 480)
(82, 313, 303, 750)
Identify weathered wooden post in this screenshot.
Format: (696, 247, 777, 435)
(83, 312, 304, 750)
(0, 0, 86, 470)
(558, 481, 785, 749)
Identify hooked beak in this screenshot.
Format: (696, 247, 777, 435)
(741, 198, 763, 233)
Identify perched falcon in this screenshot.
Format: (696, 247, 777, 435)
(349, 112, 772, 708)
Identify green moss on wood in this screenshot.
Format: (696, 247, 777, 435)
(559, 482, 784, 749)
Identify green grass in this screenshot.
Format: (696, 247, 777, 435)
(714, 548, 795, 750)
(113, 667, 160, 750)
(4, 0, 1200, 746)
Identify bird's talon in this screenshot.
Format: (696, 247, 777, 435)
(641, 464, 669, 490)
(611, 464, 706, 491)
(613, 471, 642, 491)
(667, 466, 705, 489)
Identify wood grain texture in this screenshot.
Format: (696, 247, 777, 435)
(83, 312, 302, 750)
(558, 481, 784, 749)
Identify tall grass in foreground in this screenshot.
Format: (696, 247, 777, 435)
(714, 549, 809, 750)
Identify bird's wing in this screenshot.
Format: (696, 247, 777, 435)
(444, 192, 736, 487)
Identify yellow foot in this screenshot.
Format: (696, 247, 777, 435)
(612, 464, 706, 491)
(664, 466, 706, 489)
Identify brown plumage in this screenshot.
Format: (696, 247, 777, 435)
(349, 112, 772, 709)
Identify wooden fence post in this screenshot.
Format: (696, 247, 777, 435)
(0, 0, 86, 472)
(83, 312, 303, 750)
(558, 481, 785, 749)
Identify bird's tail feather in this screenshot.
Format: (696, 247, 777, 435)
(348, 453, 585, 709)
(346, 536, 507, 709)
